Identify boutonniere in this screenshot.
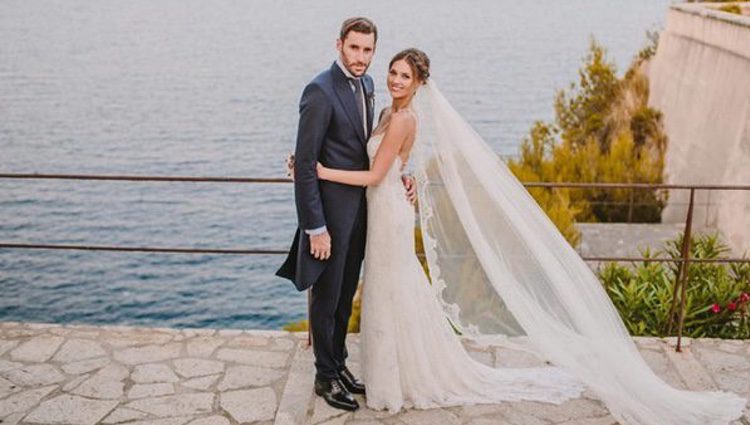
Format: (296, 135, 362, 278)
(367, 91, 375, 110)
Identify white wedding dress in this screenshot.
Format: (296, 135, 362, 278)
(353, 81, 746, 424)
(359, 130, 586, 412)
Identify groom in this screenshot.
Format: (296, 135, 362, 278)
(276, 17, 416, 411)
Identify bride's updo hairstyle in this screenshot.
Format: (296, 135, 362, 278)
(389, 48, 430, 84)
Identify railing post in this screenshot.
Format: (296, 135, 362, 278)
(627, 188, 635, 223)
(675, 188, 696, 352)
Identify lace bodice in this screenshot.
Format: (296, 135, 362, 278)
(366, 132, 406, 185)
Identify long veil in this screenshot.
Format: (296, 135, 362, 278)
(410, 79, 747, 425)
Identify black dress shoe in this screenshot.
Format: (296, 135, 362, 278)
(338, 366, 366, 395)
(314, 377, 359, 411)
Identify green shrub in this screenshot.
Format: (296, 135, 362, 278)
(600, 233, 750, 339)
(507, 37, 668, 244)
(719, 4, 743, 14)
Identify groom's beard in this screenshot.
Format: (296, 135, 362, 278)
(343, 59, 370, 77)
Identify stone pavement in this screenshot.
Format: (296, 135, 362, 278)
(0, 322, 749, 425)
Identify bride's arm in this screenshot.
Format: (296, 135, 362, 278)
(317, 112, 415, 187)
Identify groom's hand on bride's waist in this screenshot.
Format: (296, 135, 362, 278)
(310, 231, 331, 261)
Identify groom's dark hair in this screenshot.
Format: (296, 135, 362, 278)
(340, 17, 378, 44)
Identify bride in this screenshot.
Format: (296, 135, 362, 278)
(314, 48, 748, 424)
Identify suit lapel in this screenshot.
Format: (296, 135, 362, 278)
(330, 63, 366, 144)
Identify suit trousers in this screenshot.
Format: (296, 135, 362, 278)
(309, 196, 367, 380)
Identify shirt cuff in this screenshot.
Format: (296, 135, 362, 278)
(304, 225, 327, 236)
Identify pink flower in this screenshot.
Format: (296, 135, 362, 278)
(740, 293, 750, 303)
(711, 303, 722, 314)
(727, 302, 738, 312)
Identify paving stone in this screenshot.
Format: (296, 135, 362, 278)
(0, 339, 20, 356)
(186, 337, 224, 358)
(398, 408, 461, 425)
(53, 339, 107, 363)
(9, 336, 64, 362)
(62, 373, 90, 392)
(714, 371, 750, 393)
(317, 415, 350, 425)
(0, 375, 20, 398)
(275, 342, 314, 425)
(513, 399, 609, 423)
(633, 336, 663, 349)
(663, 346, 716, 391)
(98, 325, 141, 333)
(217, 365, 285, 390)
(104, 333, 174, 348)
(25, 323, 60, 330)
(48, 327, 73, 336)
(215, 348, 289, 368)
(114, 343, 182, 365)
(68, 330, 102, 340)
(0, 359, 23, 373)
(128, 383, 175, 399)
(181, 328, 217, 338)
(4, 323, 750, 425)
(220, 387, 277, 423)
(246, 329, 289, 337)
(225, 334, 270, 348)
(292, 331, 309, 340)
(61, 356, 111, 374)
(116, 418, 194, 425)
(466, 418, 507, 425)
(500, 409, 549, 425)
(70, 373, 125, 399)
(0, 412, 26, 425)
(665, 336, 692, 348)
(125, 393, 214, 417)
(97, 363, 130, 380)
(24, 394, 118, 425)
(173, 358, 224, 378)
(458, 403, 509, 417)
(186, 416, 231, 425)
(102, 406, 150, 423)
(557, 415, 619, 425)
(0, 385, 57, 417)
(217, 329, 243, 337)
(3, 363, 66, 386)
(718, 341, 746, 353)
(310, 396, 352, 424)
(132, 363, 180, 383)
(182, 374, 221, 391)
(269, 338, 296, 352)
(639, 348, 686, 389)
(2, 329, 43, 338)
(693, 347, 750, 373)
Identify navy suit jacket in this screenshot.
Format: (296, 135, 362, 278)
(276, 62, 375, 291)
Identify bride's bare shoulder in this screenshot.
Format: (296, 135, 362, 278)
(390, 109, 417, 130)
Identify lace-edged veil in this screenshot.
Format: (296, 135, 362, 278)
(410, 79, 747, 425)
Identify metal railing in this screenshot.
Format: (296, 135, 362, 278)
(2, 172, 750, 351)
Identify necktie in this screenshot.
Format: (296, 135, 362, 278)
(351, 78, 365, 135)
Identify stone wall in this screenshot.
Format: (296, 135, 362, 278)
(648, 2, 750, 255)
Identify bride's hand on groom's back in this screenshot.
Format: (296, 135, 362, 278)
(402, 175, 417, 205)
(285, 152, 295, 181)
